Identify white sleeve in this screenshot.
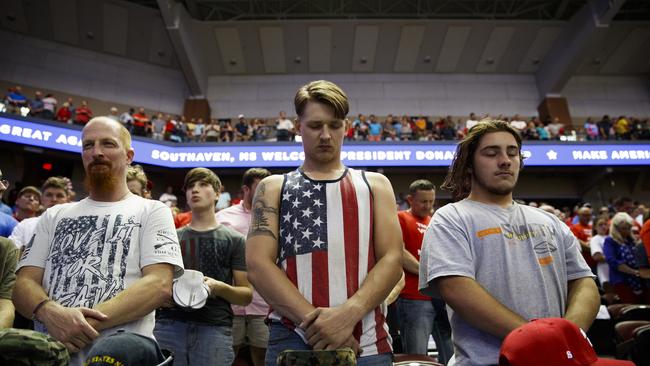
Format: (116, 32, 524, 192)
(17, 212, 53, 270)
(590, 236, 603, 256)
(139, 202, 184, 278)
(8, 221, 27, 249)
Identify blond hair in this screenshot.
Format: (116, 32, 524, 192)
(609, 212, 634, 244)
(126, 165, 148, 190)
(294, 80, 349, 120)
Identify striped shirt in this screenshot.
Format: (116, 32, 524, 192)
(269, 168, 392, 356)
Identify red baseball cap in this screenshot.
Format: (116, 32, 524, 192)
(499, 318, 635, 366)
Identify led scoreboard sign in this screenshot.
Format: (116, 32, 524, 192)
(2, 115, 650, 168)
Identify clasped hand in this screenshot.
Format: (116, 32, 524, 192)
(41, 304, 107, 353)
(299, 307, 361, 355)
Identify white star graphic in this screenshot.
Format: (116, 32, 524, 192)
(302, 190, 313, 199)
(293, 182, 302, 190)
(313, 199, 323, 208)
(280, 247, 285, 258)
(292, 218, 300, 230)
(285, 233, 293, 243)
(313, 216, 323, 226)
(294, 241, 301, 252)
(302, 228, 312, 239)
(313, 183, 322, 191)
(283, 212, 292, 223)
(546, 150, 558, 160)
(291, 197, 301, 208)
(282, 191, 292, 201)
(279, 227, 284, 236)
(302, 207, 313, 218)
(313, 237, 324, 248)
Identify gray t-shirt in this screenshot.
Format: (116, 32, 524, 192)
(157, 225, 246, 326)
(419, 199, 593, 366)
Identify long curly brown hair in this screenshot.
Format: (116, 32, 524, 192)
(441, 120, 524, 201)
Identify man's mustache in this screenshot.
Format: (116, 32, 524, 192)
(89, 160, 112, 168)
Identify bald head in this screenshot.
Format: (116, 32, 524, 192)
(578, 207, 592, 225)
(83, 117, 132, 152)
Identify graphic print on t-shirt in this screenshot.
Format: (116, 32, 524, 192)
(477, 222, 559, 266)
(48, 214, 140, 307)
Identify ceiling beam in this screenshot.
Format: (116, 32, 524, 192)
(535, 0, 627, 97)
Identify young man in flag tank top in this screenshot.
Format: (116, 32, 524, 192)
(246, 80, 403, 366)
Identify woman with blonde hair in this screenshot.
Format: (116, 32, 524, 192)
(603, 212, 648, 303)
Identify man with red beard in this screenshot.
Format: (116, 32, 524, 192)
(12, 117, 184, 366)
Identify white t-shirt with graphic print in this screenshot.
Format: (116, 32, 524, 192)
(18, 194, 184, 365)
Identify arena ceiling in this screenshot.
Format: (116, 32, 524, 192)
(0, 0, 648, 95)
(134, 0, 649, 21)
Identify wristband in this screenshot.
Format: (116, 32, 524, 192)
(31, 298, 51, 321)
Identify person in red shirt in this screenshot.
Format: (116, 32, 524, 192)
(570, 206, 596, 270)
(132, 107, 150, 137)
(641, 212, 650, 264)
(396, 179, 453, 363)
(73, 100, 93, 125)
(55, 102, 72, 123)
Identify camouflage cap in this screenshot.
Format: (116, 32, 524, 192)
(277, 348, 357, 366)
(0, 328, 69, 366)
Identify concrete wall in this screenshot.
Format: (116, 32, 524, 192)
(208, 73, 650, 120)
(0, 30, 189, 115)
(563, 76, 650, 118)
(208, 73, 541, 119)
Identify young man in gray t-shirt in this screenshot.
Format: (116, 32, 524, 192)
(419, 121, 599, 366)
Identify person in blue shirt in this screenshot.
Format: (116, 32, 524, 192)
(0, 169, 17, 237)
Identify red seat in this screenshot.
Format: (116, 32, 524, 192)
(616, 321, 650, 342)
(393, 353, 443, 366)
(620, 305, 650, 321)
(615, 320, 650, 359)
(608, 303, 634, 319)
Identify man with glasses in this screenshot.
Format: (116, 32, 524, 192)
(0, 171, 18, 237)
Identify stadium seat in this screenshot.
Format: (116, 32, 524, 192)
(620, 305, 650, 322)
(393, 353, 442, 366)
(630, 325, 650, 366)
(615, 320, 650, 359)
(608, 304, 634, 320)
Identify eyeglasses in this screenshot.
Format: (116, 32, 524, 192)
(0, 178, 8, 187)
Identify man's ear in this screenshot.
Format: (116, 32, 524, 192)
(406, 194, 413, 207)
(294, 118, 301, 136)
(126, 148, 135, 164)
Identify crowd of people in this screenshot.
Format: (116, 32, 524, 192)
(0, 80, 645, 366)
(3, 85, 649, 144)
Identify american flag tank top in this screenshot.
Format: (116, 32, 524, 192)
(269, 167, 392, 356)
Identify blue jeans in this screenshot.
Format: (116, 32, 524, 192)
(154, 319, 234, 366)
(266, 322, 392, 366)
(397, 298, 454, 365)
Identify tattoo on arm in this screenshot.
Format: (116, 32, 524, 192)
(248, 182, 279, 240)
